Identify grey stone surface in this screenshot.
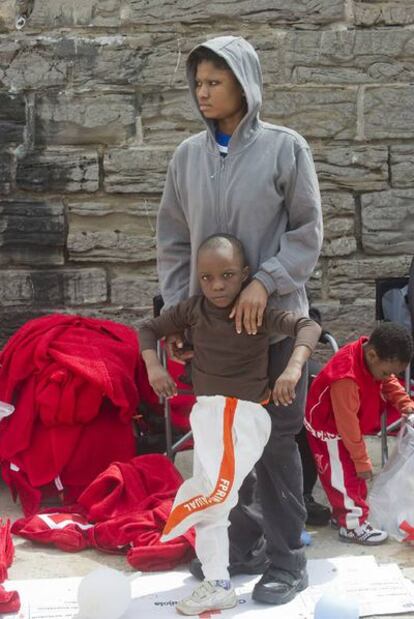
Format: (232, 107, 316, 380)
(262, 86, 357, 140)
(0, 92, 25, 143)
(313, 145, 389, 191)
(67, 198, 156, 262)
(315, 299, 377, 345)
(390, 145, 414, 188)
(321, 192, 356, 257)
(353, 1, 414, 26)
(0, 268, 107, 307)
(286, 28, 414, 84)
(0, 200, 65, 265)
(110, 266, 159, 306)
(364, 86, 414, 139)
(327, 256, 413, 301)
(123, 0, 345, 27)
(0, 151, 13, 194)
(0, 1, 15, 32)
(28, 0, 121, 28)
(361, 189, 414, 255)
(16, 149, 99, 193)
(35, 92, 136, 145)
(104, 147, 172, 193)
(141, 89, 200, 145)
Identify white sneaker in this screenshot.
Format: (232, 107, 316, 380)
(176, 580, 237, 616)
(339, 521, 388, 545)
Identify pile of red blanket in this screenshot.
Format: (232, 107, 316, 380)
(12, 454, 195, 571)
(0, 314, 148, 515)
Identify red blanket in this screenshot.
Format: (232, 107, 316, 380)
(0, 314, 142, 514)
(12, 455, 195, 571)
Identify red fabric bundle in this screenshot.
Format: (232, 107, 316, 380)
(0, 520, 14, 583)
(0, 586, 20, 614)
(12, 455, 195, 571)
(0, 315, 142, 514)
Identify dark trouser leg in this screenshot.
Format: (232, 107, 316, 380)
(295, 426, 317, 496)
(257, 338, 307, 576)
(228, 469, 267, 565)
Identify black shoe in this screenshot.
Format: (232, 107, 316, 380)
(252, 567, 308, 605)
(189, 556, 270, 581)
(304, 494, 331, 527)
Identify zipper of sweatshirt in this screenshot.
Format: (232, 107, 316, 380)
(216, 156, 227, 231)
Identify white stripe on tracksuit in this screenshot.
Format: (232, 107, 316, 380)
(161, 395, 271, 580)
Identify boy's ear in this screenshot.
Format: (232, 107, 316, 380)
(242, 266, 249, 281)
(365, 346, 379, 364)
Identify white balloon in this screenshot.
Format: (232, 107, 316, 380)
(314, 592, 360, 619)
(77, 567, 131, 619)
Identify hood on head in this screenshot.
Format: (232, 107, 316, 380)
(186, 35, 263, 143)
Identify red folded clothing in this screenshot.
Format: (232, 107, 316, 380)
(0, 586, 20, 614)
(0, 520, 14, 583)
(0, 314, 141, 514)
(12, 455, 195, 571)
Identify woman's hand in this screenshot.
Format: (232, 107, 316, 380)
(229, 280, 268, 335)
(272, 365, 302, 406)
(165, 333, 194, 362)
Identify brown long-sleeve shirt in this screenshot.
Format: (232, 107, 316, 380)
(139, 295, 321, 403)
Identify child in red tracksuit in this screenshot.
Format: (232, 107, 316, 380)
(305, 322, 414, 545)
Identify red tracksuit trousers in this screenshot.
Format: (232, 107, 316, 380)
(306, 432, 369, 529)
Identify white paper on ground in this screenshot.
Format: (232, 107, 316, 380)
(4, 555, 414, 619)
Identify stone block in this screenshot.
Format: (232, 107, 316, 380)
(67, 198, 157, 262)
(312, 145, 388, 191)
(321, 192, 356, 257)
(0, 93, 25, 143)
(36, 92, 136, 145)
(364, 86, 414, 139)
(16, 149, 99, 193)
(361, 189, 414, 255)
(0, 1, 15, 32)
(103, 147, 172, 193)
(286, 28, 414, 84)
(141, 89, 200, 144)
(28, 0, 121, 27)
(123, 0, 345, 27)
(390, 145, 414, 188)
(262, 86, 356, 140)
(327, 256, 412, 301)
(0, 37, 68, 91)
(0, 268, 107, 307)
(315, 300, 376, 345)
(110, 267, 159, 306)
(0, 152, 12, 194)
(353, 1, 414, 26)
(0, 200, 65, 265)
(69, 35, 149, 87)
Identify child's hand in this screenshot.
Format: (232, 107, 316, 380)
(272, 366, 302, 406)
(357, 469, 373, 481)
(148, 366, 177, 398)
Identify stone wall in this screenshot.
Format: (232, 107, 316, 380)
(1, 0, 413, 346)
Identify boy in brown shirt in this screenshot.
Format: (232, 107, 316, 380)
(139, 233, 321, 616)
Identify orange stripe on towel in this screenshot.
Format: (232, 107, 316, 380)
(162, 397, 238, 537)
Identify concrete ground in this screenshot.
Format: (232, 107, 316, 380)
(2, 436, 414, 617)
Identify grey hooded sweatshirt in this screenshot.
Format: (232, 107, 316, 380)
(157, 35, 322, 337)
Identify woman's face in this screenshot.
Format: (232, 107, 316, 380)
(194, 60, 245, 131)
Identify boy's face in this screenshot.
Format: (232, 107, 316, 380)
(197, 244, 249, 308)
(365, 348, 407, 381)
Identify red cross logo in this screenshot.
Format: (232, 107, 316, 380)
(199, 610, 222, 618)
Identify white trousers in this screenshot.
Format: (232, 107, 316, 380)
(161, 395, 271, 580)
